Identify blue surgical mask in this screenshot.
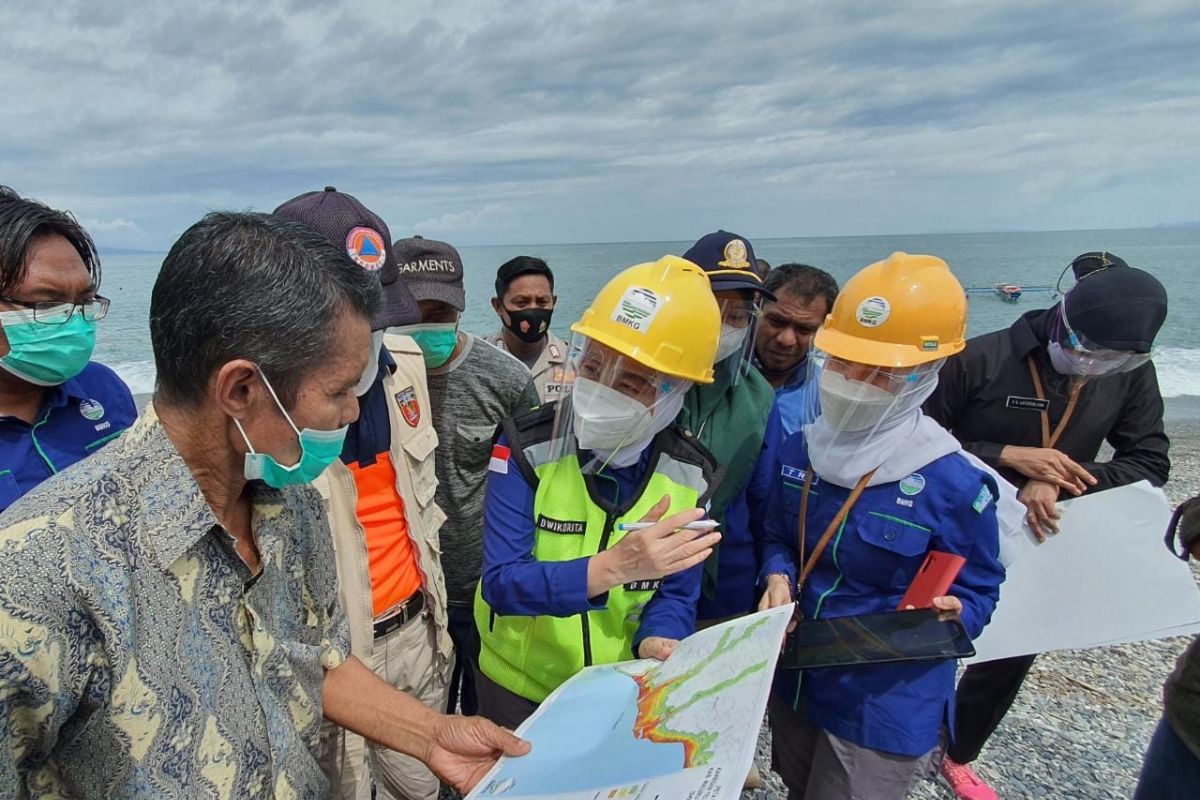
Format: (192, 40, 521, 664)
(233, 369, 347, 487)
(0, 308, 95, 386)
(394, 322, 458, 368)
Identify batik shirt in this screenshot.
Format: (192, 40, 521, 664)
(0, 404, 350, 798)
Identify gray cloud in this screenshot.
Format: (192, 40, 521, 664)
(1, 0, 1198, 248)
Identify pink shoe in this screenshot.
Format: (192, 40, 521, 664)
(941, 757, 998, 800)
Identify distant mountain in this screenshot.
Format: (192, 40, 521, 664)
(1153, 221, 1200, 229)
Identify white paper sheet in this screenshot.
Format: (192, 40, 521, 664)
(968, 481, 1200, 664)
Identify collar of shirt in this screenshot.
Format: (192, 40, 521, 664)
(1009, 308, 1053, 360)
(341, 348, 397, 468)
(124, 403, 292, 572)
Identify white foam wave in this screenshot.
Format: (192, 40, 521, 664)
(1152, 348, 1200, 399)
(109, 360, 157, 396)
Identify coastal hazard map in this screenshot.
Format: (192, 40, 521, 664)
(467, 605, 793, 800)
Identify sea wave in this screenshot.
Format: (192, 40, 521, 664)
(108, 347, 1200, 402)
(109, 360, 158, 396)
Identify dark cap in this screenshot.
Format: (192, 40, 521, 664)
(392, 235, 465, 311)
(274, 186, 420, 329)
(495, 255, 554, 298)
(682, 230, 775, 300)
(1064, 254, 1167, 353)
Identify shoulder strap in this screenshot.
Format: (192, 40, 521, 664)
(797, 467, 877, 590)
(498, 402, 559, 487)
(656, 424, 724, 507)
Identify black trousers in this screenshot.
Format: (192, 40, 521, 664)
(475, 667, 538, 730)
(445, 605, 480, 716)
(948, 654, 1038, 763)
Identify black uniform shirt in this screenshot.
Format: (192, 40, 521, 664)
(924, 308, 1170, 493)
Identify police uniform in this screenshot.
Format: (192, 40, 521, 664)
(484, 330, 569, 405)
(0, 362, 135, 514)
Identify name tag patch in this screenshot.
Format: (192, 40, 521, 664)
(536, 514, 587, 535)
(781, 465, 805, 481)
(1006, 395, 1050, 411)
(973, 485, 996, 514)
(623, 579, 662, 592)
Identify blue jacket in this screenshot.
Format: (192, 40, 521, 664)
(696, 404, 782, 620)
(773, 366, 817, 438)
(0, 363, 135, 514)
(480, 433, 701, 652)
(760, 432, 1005, 757)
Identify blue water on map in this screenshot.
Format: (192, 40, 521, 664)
(476, 667, 686, 796)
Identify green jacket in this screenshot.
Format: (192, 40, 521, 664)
(677, 360, 775, 600)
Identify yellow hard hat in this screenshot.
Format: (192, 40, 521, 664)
(571, 255, 721, 383)
(815, 252, 967, 368)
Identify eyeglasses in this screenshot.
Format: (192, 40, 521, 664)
(0, 295, 110, 324)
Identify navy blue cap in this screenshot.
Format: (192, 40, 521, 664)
(274, 186, 420, 329)
(682, 230, 776, 300)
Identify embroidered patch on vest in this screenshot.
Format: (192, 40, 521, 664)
(395, 386, 421, 427)
(535, 514, 587, 534)
(623, 579, 662, 592)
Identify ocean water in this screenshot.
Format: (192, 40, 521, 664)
(95, 228, 1200, 399)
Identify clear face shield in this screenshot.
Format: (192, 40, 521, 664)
(803, 350, 945, 441)
(713, 292, 763, 385)
(549, 334, 694, 473)
(1047, 300, 1153, 377)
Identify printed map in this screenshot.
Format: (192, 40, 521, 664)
(468, 605, 792, 800)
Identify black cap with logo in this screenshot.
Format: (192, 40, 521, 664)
(391, 235, 466, 312)
(273, 187, 420, 329)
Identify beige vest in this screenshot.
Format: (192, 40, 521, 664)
(314, 334, 451, 794)
(485, 329, 570, 405)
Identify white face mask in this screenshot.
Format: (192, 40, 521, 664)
(715, 323, 749, 364)
(571, 378, 655, 451)
(818, 370, 897, 432)
(354, 331, 386, 396)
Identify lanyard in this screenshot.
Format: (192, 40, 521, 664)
(796, 466, 877, 591)
(1026, 357, 1082, 449)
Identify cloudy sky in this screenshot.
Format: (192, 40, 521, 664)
(2, 0, 1198, 249)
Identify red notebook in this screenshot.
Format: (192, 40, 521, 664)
(898, 551, 966, 610)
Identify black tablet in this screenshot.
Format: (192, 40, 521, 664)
(780, 608, 976, 670)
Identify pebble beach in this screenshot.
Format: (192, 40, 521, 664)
(747, 416, 1200, 800)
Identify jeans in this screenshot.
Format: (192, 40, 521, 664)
(1133, 716, 1200, 800)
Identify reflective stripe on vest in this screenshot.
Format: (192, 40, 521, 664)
(475, 444, 707, 703)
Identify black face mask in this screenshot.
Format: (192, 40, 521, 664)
(503, 307, 553, 344)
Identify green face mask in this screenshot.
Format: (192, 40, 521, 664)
(0, 308, 96, 386)
(233, 368, 347, 488)
(395, 322, 459, 368)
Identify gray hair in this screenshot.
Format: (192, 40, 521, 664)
(149, 211, 381, 407)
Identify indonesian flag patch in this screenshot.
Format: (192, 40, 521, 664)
(489, 444, 511, 475)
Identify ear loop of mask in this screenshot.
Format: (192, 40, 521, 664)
(232, 368, 303, 462)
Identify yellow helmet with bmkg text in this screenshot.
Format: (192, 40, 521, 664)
(571, 255, 721, 383)
(815, 251, 967, 368)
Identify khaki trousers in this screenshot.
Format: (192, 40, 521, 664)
(350, 613, 451, 800)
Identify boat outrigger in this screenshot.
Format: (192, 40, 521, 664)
(964, 283, 1058, 304)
